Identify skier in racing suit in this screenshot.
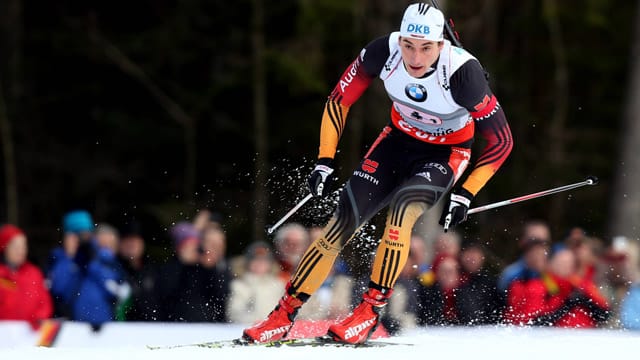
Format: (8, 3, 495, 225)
(243, 2, 513, 344)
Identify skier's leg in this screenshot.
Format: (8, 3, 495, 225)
(243, 129, 398, 343)
(243, 165, 396, 342)
(327, 160, 456, 344)
(289, 198, 358, 295)
(370, 179, 448, 289)
(242, 184, 386, 343)
(288, 127, 401, 297)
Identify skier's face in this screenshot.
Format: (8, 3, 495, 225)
(399, 37, 443, 78)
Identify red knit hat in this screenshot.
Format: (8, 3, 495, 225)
(0, 224, 24, 253)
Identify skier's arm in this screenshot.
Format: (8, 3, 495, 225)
(318, 36, 389, 159)
(450, 60, 513, 196)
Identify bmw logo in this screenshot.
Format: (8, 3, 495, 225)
(405, 84, 428, 102)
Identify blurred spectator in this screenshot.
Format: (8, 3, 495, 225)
(407, 233, 431, 275)
(193, 208, 224, 233)
(60, 210, 97, 268)
(0, 224, 53, 328)
(227, 242, 285, 324)
(620, 283, 640, 330)
(431, 231, 461, 269)
(116, 222, 159, 321)
(571, 235, 605, 283)
(383, 233, 429, 333)
(414, 231, 459, 297)
(73, 223, 131, 330)
(563, 226, 587, 249)
(536, 248, 609, 328)
(199, 226, 232, 322)
(417, 255, 462, 325)
(498, 220, 552, 292)
(618, 237, 640, 329)
(157, 221, 230, 322)
(47, 209, 96, 318)
(602, 236, 640, 328)
(156, 221, 201, 321)
(503, 237, 552, 325)
(273, 223, 310, 282)
(456, 240, 502, 325)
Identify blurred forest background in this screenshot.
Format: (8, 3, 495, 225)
(1, 0, 639, 267)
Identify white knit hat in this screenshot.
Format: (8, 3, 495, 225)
(399, 3, 445, 41)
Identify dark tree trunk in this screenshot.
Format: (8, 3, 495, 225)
(252, 0, 268, 242)
(543, 0, 570, 227)
(0, 0, 22, 224)
(609, 0, 640, 240)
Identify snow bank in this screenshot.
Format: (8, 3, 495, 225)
(1, 321, 639, 360)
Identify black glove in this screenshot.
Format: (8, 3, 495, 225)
(439, 188, 473, 232)
(307, 158, 334, 197)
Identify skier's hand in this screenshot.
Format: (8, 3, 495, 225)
(307, 158, 334, 197)
(439, 188, 473, 232)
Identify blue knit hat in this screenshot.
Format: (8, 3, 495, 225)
(63, 210, 95, 234)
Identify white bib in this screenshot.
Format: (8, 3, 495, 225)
(380, 33, 476, 136)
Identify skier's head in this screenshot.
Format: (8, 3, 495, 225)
(399, 3, 445, 42)
(398, 3, 446, 78)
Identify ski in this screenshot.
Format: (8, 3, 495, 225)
(147, 336, 412, 350)
(262, 336, 412, 348)
(146, 339, 240, 350)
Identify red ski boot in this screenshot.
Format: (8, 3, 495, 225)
(242, 285, 305, 343)
(327, 286, 393, 344)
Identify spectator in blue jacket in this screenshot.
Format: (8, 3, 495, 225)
(498, 220, 552, 292)
(73, 223, 131, 330)
(613, 236, 640, 330)
(47, 210, 96, 318)
(620, 284, 640, 330)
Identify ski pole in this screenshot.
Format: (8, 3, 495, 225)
(467, 176, 599, 215)
(266, 193, 314, 235)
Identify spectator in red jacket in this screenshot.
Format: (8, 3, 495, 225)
(573, 235, 605, 285)
(503, 237, 555, 325)
(544, 248, 609, 328)
(0, 224, 53, 329)
(505, 244, 610, 327)
(525, 247, 609, 327)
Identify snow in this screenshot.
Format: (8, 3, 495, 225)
(1, 323, 639, 360)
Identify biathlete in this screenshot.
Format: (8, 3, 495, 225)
(243, 2, 513, 344)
